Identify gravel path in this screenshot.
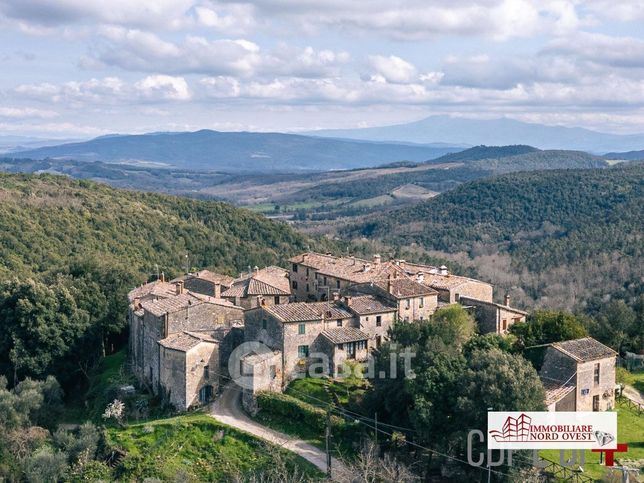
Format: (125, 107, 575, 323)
(210, 382, 345, 478)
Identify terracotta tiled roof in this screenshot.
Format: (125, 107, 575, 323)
(289, 252, 490, 291)
(158, 331, 218, 352)
(140, 291, 240, 317)
(264, 301, 352, 322)
(552, 337, 617, 362)
(346, 295, 397, 315)
(289, 252, 406, 284)
(321, 327, 369, 345)
(306, 302, 354, 320)
(541, 378, 576, 406)
(371, 277, 438, 298)
(191, 270, 235, 287)
(222, 266, 291, 297)
(128, 280, 176, 303)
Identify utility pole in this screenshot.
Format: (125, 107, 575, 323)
(487, 407, 493, 483)
(325, 409, 332, 477)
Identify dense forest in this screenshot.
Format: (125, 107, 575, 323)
(0, 173, 315, 388)
(286, 148, 607, 204)
(352, 163, 643, 317)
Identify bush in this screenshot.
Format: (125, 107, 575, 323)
(25, 447, 68, 483)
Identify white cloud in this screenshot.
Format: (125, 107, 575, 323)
(134, 75, 191, 100)
(368, 55, 417, 84)
(0, 106, 58, 118)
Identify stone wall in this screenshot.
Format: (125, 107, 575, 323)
(185, 342, 220, 409)
(575, 358, 615, 411)
(356, 312, 396, 347)
(397, 295, 438, 322)
(290, 262, 316, 301)
(159, 346, 187, 409)
(240, 351, 283, 415)
(452, 280, 494, 303)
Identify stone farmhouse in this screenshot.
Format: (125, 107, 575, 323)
(127, 252, 532, 411)
(128, 276, 244, 410)
(540, 337, 617, 412)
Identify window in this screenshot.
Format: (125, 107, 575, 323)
(365, 316, 370, 322)
(357, 340, 367, 350)
(306, 283, 310, 292)
(269, 365, 276, 380)
(376, 336, 382, 348)
(204, 365, 209, 379)
(292, 263, 298, 273)
(419, 297, 424, 308)
(337, 319, 342, 327)
(323, 276, 327, 285)
(404, 316, 409, 322)
(298, 323, 306, 335)
(274, 296, 280, 305)
(376, 315, 382, 327)
(292, 280, 298, 289)
(338, 343, 344, 350)
(502, 319, 507, 331)
(298, 345, 309, 358)
(262, 318, 267, 330)
(306, 267, 310, 276)
(336, 280, 341, 289)
(406, 299, 411, 309)
(594, 363, 600, 385)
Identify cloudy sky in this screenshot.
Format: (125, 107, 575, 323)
(2, 0, 644, 138)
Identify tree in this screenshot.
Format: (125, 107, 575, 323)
(510, 310, 587, 348)
(592, 300, 638, 353)
(428, 305, 477, 351)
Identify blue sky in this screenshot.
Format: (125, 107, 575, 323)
(2, 0, 644, 138)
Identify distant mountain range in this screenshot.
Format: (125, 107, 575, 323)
(604, 150, 644, 161)
(306, 115, 644, 153)
(11, 130, 462, 172)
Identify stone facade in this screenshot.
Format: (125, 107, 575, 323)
(128, 281, 244, 410)
(540, 337, 617, 412)
(459, 296, 527, 335)
(240, 351, 283, 415)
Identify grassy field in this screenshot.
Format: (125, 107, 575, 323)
(286, 375, 370, 408)
(539, 400, 644, 481)
(105, 413, 322, 481)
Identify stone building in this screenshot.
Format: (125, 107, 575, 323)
(240, 350, 283, 415)
(222, 266, 291, 309)
(287, 252, 520, 335)
(540, 337, 617, 412)
(459, 295, 527, 335)
(128, 279, 244, 410)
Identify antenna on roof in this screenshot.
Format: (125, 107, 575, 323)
(155, 264, 159, 281)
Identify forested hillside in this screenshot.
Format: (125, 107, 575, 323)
(0, 173, 314, 387)
(352, 163, 643, 311)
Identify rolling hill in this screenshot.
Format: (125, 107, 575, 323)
(12, 130, 462, 172)
(0, 172, 313, 281)
(350, 163, 643, 310)
(307, 115, 644, 153)
(604, 150, 644, 161)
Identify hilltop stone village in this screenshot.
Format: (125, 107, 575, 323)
(127, 252, 616, 414)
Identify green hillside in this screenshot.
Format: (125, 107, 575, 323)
(0, 173, 314, 386)
(352, 163, 643, 310)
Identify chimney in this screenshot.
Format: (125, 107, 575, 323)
(175, 280, 184, 295)
(372, 254, 381, 266)
(160, 272, 165, 283)
(504, 294, 511, 306)
(439, 265, 449, 276)
(254, 265, 260, 274)
(363, 263, 371, 273)
(302, 253, 308, 262)
(344, 296, 352, 306)
(416, 271, 424, 283)
(213, 282, 221, 298)
(398, 260, 406, 271)
(388, 276, 394, 294)
(332, 292, 340, 301)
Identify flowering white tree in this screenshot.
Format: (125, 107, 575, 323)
(102, 399, 125, 423)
